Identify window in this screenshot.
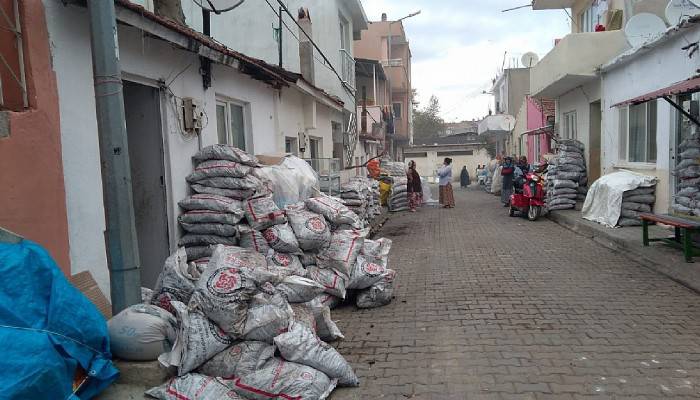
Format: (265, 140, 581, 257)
(619, 101, 657, 163)
(393, 102, 402, 119)
(216, 99, 247, 150)
(285, 137, 298, 156)
(331, 121, 345, 168)
(309, 137, 321, 159)
(579, 1, 603, 33)
(339, 17, 350, 51)
(405, 152, 428, 158)
(563, 111, 577, 140)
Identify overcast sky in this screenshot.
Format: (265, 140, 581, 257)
(361, 0, 571, 122)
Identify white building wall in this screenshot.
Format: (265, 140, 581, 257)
(556, 79, 600, 179)
(43, 1, 108, 295)
(406, 148, 490, 183)
(601, 25, 700, 213)
(181, 0, 358, 113)
(44, 2, 286, 297)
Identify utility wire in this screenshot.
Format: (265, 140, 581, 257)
(274, 0, 354, 96)
(262, 0, 338, 77)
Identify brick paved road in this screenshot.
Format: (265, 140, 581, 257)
(331, 187, 700, 399)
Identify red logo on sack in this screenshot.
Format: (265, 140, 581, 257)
(263, 229, 278, 243)
(300, 371, 314, 381)
(207, 321, 233, 345)
(273, 253, 292, 267)
(362, 262, 385, 277)
(208, 268, 242, 294)
(305, 217, 327, 234)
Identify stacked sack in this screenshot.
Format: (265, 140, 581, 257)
(618, 186, 656, 227)
(673, 134, 700, 216)
(381, 161, 407, 177)
(109, 145, 399, 399)
(388, 177, 409, 212)
(545, 139, 587, 211)
(178, 145, 267, 262)
(340, 179, 370, 225)
(340, 177, 382, 226)
(369, 180, 382, 219)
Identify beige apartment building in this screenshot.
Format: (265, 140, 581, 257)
(354, 13, 413, 160)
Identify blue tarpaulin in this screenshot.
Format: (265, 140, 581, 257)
(0, 240, 119, 399)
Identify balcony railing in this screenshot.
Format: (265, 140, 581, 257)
(382, 59, 404, 67)
(339, 49, 355, 91)
(303, 158, 341, 195)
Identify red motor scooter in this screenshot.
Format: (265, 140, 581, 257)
(509, 171, 546, 221)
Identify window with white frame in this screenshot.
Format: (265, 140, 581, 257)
(339, 15, 350, 51)
(285, 137, 298, 156)
(619, 101, 657, 163)
(216, 99, 248, 151)
(563, 111, 577, 139)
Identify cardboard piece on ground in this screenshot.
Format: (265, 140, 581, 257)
(69, 271, 112, 319)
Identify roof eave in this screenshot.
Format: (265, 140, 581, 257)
(348, 0, 369, 37)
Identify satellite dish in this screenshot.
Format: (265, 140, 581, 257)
(665, 0, 700, 25)
(624, 13, 667, 48)
(521, 52, 540, 68)
(193, 0, 246, 14)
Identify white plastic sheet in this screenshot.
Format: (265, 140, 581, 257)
(255, 156, 320, 208)
(582, 170, 657, 228)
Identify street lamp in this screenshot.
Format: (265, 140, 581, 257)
(388, 11, 421, 62)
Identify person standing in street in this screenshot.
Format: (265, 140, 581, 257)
(437, 158, 455, 208)
(460, 166, 471, 188)
(407, 160, 422, 212)
(501, 156, 515, 207)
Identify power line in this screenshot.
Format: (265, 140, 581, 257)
(274, 0, 354, 96)
(262, 0, 338, 77)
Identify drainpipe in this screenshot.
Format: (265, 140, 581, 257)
(87, 1, 142, 314)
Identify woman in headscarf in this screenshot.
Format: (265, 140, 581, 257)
(460, 166, 471, 188)
(500, 156, 515, 206)
(406, 160, 422, 212)
(437, 158, 455, 208)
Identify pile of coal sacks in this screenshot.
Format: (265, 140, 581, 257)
(109, 145, 397, 400)
(545, 139, 588, 211)
(177, 145, 266, 261)
(340, 177, 382, 225)
(388, 176, 409, 212)
(673, 134, 700, 217)
(618, 186, 657, 227)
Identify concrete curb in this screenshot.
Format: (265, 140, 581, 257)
(547, 211, 700, 294)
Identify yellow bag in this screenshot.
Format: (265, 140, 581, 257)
(379, 181, 391, 206)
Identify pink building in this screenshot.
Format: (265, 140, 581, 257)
(524, 97, 555, 164)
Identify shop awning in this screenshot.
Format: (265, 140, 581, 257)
(612, 77, 700, 107)
(522, 125, 554, 137)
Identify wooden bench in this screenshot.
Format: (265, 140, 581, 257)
(639, 213, 700, 262)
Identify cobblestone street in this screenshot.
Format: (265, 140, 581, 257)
(331, 187, 700, 399)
